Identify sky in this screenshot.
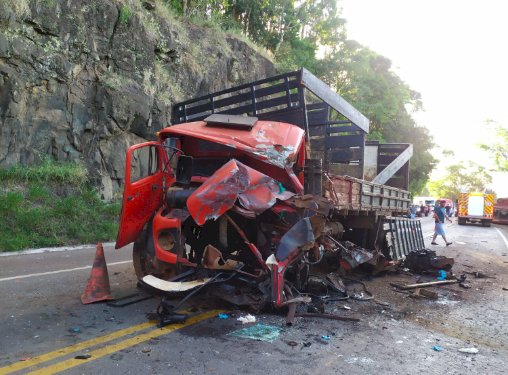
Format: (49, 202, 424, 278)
(340, 0, 508, 196)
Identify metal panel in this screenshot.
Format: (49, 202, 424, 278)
(325, 134, 364, 149)
(301, 68, 370, 133)
(385, 217, 426, 260)
(372, 144, 413, 185)
(204, 114, 258, 129)
(328, 148, 363, 163)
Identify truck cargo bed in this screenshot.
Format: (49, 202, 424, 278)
(325, 174, 410, 214)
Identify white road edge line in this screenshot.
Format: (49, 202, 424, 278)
(0, 260, 131, 282)
(0, 242, 117, 257)
(495, 228, 508, 250)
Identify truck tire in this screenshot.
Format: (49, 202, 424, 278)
(132, 227, 177, 280)
(482, 220, 491, 227)
(458, 218, 466, 225)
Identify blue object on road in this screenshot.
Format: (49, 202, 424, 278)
(69, 326, 81, 333)
(218, 313, 229, 319)
(437, 270, 447, 281)
(321, 335, 330, 340)
(433, 345, 443, 352)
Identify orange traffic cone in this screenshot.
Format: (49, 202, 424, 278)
(81, 243, 114, 304)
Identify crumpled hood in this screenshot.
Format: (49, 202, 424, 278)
(187, 159, 295, 225)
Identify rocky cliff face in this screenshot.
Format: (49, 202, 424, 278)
(0, 0, 275, 199)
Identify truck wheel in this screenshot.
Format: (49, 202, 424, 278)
(132, 228, 177, 280)
(482, 220, 491, 227)
(458, 218, 466, 225)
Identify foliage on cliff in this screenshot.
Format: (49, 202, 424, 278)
(0, 160, 120, 251)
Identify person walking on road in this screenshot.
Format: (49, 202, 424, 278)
(431, 200, 453, 246)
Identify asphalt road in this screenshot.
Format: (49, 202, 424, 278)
(0, 218, 507, 374)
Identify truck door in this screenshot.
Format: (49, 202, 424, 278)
(116, 142, 170, 249)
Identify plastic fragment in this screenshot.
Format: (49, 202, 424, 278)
(218, 313, 229, 319)
(437, 270, 447, 281)
(237, 314, 256, 324)
(321, 335, 330, 340)
(458, 348, 479, 354)
(69, 326, 81, 333)
(432, 346, 442, 352)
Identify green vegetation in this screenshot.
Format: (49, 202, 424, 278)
(0, 160, 120, 252)
(119, 4, 133, 25)
(427, 162, 493, 202)
(478, 122, 508, 172)
(160, 0, 436, 195)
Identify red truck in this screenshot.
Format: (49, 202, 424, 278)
(493, 197, 508, 225)
(115, 69, 421, 309)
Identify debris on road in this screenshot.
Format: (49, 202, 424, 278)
(466, 271, 496, 279)
(391, 280, 459, 290)
(294, 313, 360, 322)
(458, 348, 479, 354)
(218, 313, 229, 319)
(237, 314, 256, 324)
(437, 270, 447, 280)
(228, 324, 281, 342)
(410, 288, 438, 300)
(106, 291, 153, 307)
(69, 326, 81, 334)
(403, 250, 454, 273)
(74, 354, 92, 360)
(432, 346, 443, 352)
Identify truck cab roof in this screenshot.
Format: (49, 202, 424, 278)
(159, 117, 305, 170)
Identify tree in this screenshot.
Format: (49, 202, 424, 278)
(478, 123, 508, 172)
(428, 162, 492, 201)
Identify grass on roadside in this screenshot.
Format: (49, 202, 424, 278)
(0, 160, 120, 252)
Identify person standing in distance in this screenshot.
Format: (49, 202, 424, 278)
(431, 200, 453, 246)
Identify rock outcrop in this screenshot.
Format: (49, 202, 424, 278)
(0, 0, 275, 199)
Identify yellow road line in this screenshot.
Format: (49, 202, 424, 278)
(0, 321, 157, 375)
(27, 310, 223, 375)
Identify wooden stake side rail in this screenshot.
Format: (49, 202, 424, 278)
(325, 174, 411, 213)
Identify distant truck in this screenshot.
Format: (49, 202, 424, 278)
(413, 196, 435, 216)
(457, 192, 494, 227)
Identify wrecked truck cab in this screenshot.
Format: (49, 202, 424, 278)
(116, 115, 313, 292)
